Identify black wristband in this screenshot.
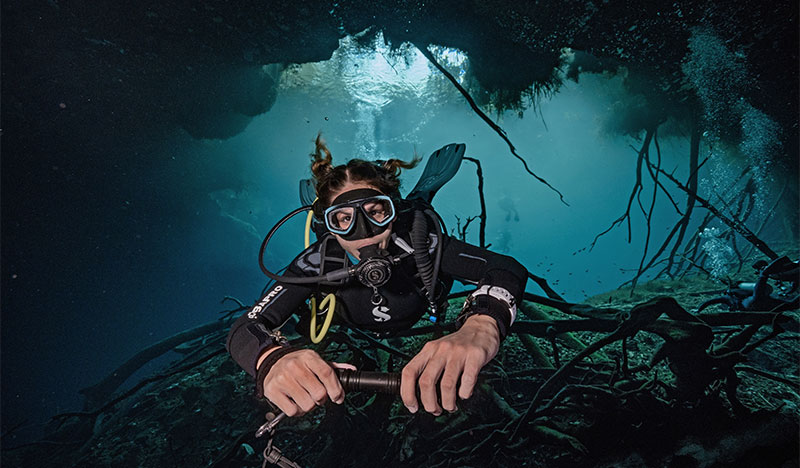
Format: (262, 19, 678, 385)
(254, 346, 301, 399)
(456, 295, 511, 340)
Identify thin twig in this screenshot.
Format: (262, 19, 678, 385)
(647, 160, 779, 260)
(415, 43, 568, 205)
(590, 127, 655, 250)
(464, 156, 487, 248)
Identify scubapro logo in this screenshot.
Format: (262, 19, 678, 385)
(372, 305, 391, 322)
(247, 286, 284, 319)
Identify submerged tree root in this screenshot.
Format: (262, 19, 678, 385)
(5, 282, 798, 468)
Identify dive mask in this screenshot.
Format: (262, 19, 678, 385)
(323, 188, 395, 241)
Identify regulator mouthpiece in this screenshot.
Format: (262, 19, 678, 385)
(356, 244, 393, 288)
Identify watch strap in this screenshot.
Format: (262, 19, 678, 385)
(456, 294, 512, 340)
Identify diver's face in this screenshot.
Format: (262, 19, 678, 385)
(327, 181, 393, 260)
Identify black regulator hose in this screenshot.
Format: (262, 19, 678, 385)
(412, 211, 436, 300)
(335, 368, 401, 395)
(410, 209, 445, 315)
(258, 205, 352, 284)
(426, 208, 444, 306)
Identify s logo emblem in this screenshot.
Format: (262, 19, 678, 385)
(372, 305, 391, 322)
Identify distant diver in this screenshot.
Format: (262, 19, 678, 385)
(226, 135, 527, 421)
(696, 256, 799, 313)
(498, 195, 520, 222)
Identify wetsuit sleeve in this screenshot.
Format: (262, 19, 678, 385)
(225, 262, 314, 377)
(439, 235, 528, 338)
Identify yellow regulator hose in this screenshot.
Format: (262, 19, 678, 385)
(304, 209, 314, 249)
(309, 294, 336, 344)
(305, 198, 336, 343)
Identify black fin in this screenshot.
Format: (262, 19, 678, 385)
(406, 143, 466, 203)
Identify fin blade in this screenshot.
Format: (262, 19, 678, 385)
(299, 179, 316, 206)
(407, 143, 466, 203)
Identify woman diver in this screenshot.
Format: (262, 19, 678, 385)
(226, 135, 527, 418)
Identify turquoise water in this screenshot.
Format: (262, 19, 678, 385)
(1, 2, 797, 463)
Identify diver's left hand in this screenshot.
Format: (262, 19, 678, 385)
(400, 314, 500, 415)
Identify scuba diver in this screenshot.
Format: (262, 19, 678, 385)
(226, 135, 527, 418)
(696, 256, 799, 313)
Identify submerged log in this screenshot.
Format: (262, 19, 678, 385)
(79, 319, 228, 410)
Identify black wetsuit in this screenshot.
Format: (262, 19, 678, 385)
(226, 211, 528, 377)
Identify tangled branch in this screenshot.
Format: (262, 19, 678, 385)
(415, 43, 568, 205)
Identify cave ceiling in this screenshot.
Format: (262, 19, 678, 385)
(3, 0, 797, 158)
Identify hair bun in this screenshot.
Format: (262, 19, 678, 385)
(382, 155, 421, 176)
(310, 133, 333, 181)
(309, 134, 421, 207)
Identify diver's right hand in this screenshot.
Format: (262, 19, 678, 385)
(260, 349, 346, 417)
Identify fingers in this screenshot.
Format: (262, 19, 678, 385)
(401, 358, 423, 413)
(264, 350, 341, 417)
(330, 361, 357, 371)
(439, 359, 461, 413)
(267, 390, 300, 417)
(458, 356, 482, 400)
(418, 355, 446, 415)
(285, 377, 318, 413)
(403, 325, 498, 415)
(307, 358, 345, 404)
(265, 376, 316, 416)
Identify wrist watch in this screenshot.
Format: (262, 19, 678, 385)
(456, 285, 517, 338)
(463, 285, 517, 322)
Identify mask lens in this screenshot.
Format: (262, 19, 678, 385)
(326, 206, 356, 233)
(361, 197, 393, 225)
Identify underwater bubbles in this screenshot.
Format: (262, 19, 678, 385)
(682, 28, 748, 137)
(683, 27, 782, 224)
(699, 227, 735, 279)
(277, 31, 468, 158)
(739, 103, 780, 217)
